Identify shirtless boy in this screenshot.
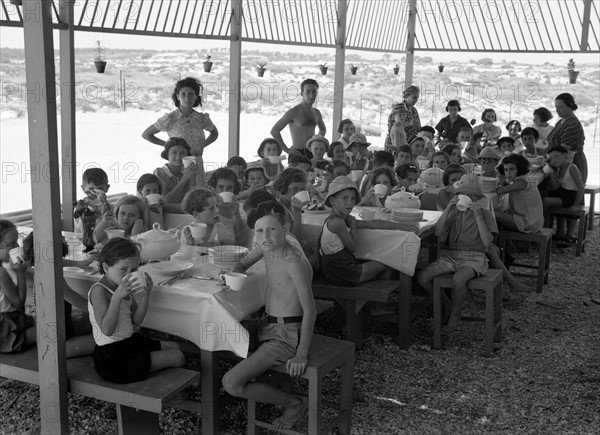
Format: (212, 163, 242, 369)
(271, 79, 326, 158)
(222, 201, 316, 430)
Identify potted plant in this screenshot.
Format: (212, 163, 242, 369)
(256, 62, 267, 77)
(393, 64, 400, 75)
(203, 54, 213, 73)
(319, 63, 328, 75)
(94, 40, 107, 74)
(438, 62, 445, 73)
(568, 58, 579, 84)
(350, 64, 358, 75)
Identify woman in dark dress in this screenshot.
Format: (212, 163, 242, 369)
(434, 99, 472, 143)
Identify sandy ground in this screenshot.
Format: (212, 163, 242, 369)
(1, 109, 598, 213)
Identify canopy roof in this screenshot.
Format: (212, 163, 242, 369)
(1, 0, 598, 53)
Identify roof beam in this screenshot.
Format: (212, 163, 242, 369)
(228, 0, 242, 160)
(404, 0, 417, 84)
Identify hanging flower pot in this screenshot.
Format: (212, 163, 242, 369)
(203, 54, 213, 73)
(319, 63, 328, 75)
(256, 62, 267, 78)
(438, 63, 445, 73)
(393, 64, 400, 75)
(93, 40, 107, 74)
(567, 58, 579, 84)
(350, 65, 358, 75)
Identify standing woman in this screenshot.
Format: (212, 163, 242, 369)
(546, 93, 587, 183)
(384, 85, 421, 154)
(142, 77, 219, 186)
(434, 99, 472, 143)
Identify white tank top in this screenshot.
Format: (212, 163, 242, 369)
(559, 164, 579, 191)
(88, 282, 135, 346)
(320, 220, 348, 255)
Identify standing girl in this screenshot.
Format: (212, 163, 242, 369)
(142, 77, 219, 186)
(89, 238, 184, 383)
(0, 220, 35, 353)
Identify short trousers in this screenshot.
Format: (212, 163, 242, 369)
(549, 186, 578, 208)
(0, 310, 35, 353)
(321, 248, 362, 287)
(434, 250, 488, 277)
(248, 316, 301, 366)
(93, 333, 161, 384)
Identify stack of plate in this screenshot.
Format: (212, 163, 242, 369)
(391, 208, 424, 223)
(479, 177, 498, 194)
(208, 245, 249, 268)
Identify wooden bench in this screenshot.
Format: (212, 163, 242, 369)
(549, 206, 589, 256)
(311, 274, 431, 349)
(247, 334, 355, 435)
(584, 184, 600, 230)
(0, 346, 200, 434)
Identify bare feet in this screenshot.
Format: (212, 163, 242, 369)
(510, 281, 535, 293)
(272, 396, 308, 430)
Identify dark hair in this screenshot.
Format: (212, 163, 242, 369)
(337, 118, 354, 134)
(520, 127, 539, 140)
(446, 99, 461, 111)
(172, 77, 203, 108)
(82, 168, 109, 186)
(373, 150, 395, 168)
(442, 164, 466, 186)
(395, 163, 419, 180)
(497, 136, 515, 147)
(555, 93, 578, 111)
(498, 153, 530, 176)
(420, 125, 436, 135)
(21, 232, 68, 263)
(227, 156, 247, 170)
(442, 144, 461, 157)
(256, 138, 282, 158)
(98, 238, 141, 274)
(397, 144, 413, 157)
(300, 78, 319, 93)
(247, 200, 288, 230)
(533, 107, 553, 123)
(327, 141, 345, 158)
(403, 85, 419, 98)
(160, 137, 191, 160)
(136, 173, 162, 194)
(471, 131, 485, 147)
(481, 108, 497, 122)
(272, 168, 307, 195)
(428, 151, 451, 168)
(548, 145, 568, 154)
(369, 167, 397, 188)
(332, 159, 351, 175)
(243, 190, 277, 213)
(288, 154, 312, 167)
(207, 167, 242, 194)
(0, 220, 16, 242)
(181, 188, 217, 215)
(506, 120, 522, 132)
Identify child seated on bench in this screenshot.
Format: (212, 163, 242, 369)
(223, 201, 316, 430)
(89, 238, 184, 383)
(418, 178, 497, 330)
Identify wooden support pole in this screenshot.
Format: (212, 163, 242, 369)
(59, 0, 76, 231)
(22, 0, 68, 433)
(332, 0, 348, 138)
(404, 0, 417, 86)
(580, 0, 592, 52)
(228, 0, 243, 160)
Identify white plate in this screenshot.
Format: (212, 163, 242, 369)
(303, 209, 330, 215)
(208, 245, 249, 255)
(150, 261, 194, 275)
(63, 266, 84, 273)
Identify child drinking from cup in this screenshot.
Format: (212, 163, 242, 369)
(153, 137, 198, 204)
(89, 238, 184, 383)
(418, 178, 497, 330)
(73, 168, 112, 251)
(346, 133, 373, 172)
(94, 195, 148, 244)
(257, 138, 285, 179)
(237, 162, 271, 201)
(136, 173, 165, 227)
(359, 167, 396, 207)
(437, 164, 467, 210)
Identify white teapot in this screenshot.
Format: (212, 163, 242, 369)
(384, 187, 421, 210)
(132, 223, 180, 262)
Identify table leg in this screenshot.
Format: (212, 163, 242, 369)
(588, 191, 596, 231)
(117, 405, 159, 435)
(398, 273, 412, 349)
(201, 349, 220, 435)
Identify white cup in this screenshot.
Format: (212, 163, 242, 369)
(146, 193, 162, 206)
(129, 270, 146, 293)
(268, 155, 281, 164)
(182, 156, 196, 168)
(350, 170, 363, 182)
(543, 164, 553, 175)
(9, 247, 22, 265)
(106, 228, 125, 239)
(459, 141, 470, 150)
(359, 209, 376, 220)
(293, 190, 310, 203)
(456, 194, 472, 212)
(224, 272, 248, 291)
(189, 223, 208, 241)
(373, 184, 388, 198)
(219, 191, 235, 203)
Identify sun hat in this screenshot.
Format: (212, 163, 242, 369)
(346, 132, 371, 150)
(257, 138, 282, 158)
(161, 137, 191, 160)
(324, 175, 360, 207)
(306, 135, 330, 151)
(478, 146, 501, 161)
(453, 174, 484, 200)
(243, 162, 270, 181)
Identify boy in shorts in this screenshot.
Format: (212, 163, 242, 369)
(417, 178, 497, 330)
(223, 201, 316, 430)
